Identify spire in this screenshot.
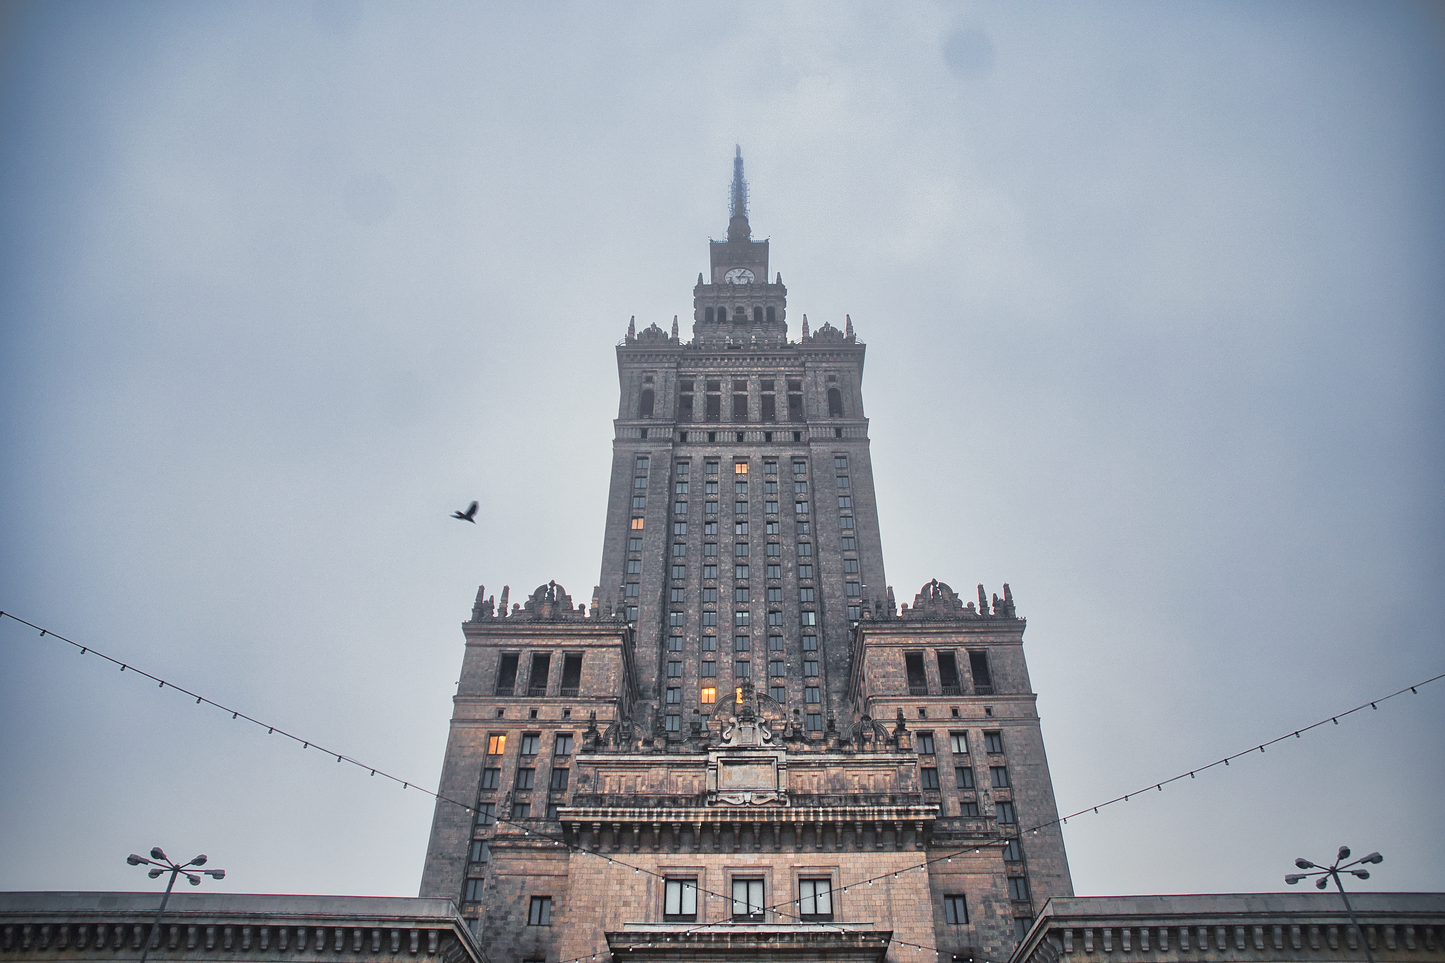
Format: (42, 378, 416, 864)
(727, 145, 751, 242)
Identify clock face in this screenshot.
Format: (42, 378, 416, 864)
(724, 267, 755, 284)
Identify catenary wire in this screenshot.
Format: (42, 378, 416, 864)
(3, 609, 1440, 963)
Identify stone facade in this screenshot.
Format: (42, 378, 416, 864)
(1010, 894, 1445, 963)
(0, 893, 484, 963)
(419, 153, 1073, 963)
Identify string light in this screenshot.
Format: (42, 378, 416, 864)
(4, 607, 1440, 963)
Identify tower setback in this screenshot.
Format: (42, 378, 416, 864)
(421, 153, 1072, 963)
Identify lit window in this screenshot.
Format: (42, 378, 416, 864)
(735, 462, 749, 474)
(630, 518, 644, 530)
(486, 734, 506, 755)
(798, 878, 833, 921)
(664, 879, 698, 921)
(700, 686, 716, 703)
(944, 894, 968, 925)
(732, 879, 764, 920)
(527, 896, 552, 926)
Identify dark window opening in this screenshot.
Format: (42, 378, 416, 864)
(639, 388, 654, 418)
(527, 897, 552, 926)
(495, 654, 518, 696)
(761, 394, 776, 421)
(827, 387, 843, 417)
(560, 654, 583, 697)
(753, 306, 763, 323)
(679, 393, 693, 420)
(718, 307, 727, 323)
(766, 306, 776, 323)
(905, 652, 929, 696)
(944, 894, 968, 925)
(1008, 877, 1030, 901)
(938, 652, 961, 696)
(969, 650, 994, 695)
(705, 393, 721, 421)
(733, 393, 748, 421)
(705, 307, 714, 323)
(527, 654, 550, 696)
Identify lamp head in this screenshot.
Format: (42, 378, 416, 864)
(207, 870, 225, 880)
(186, 875, 200, 887)
(1316, 878, 1329, 890)
(188, 855, 207, 867)
(1285, 875, 1304, 885)
(148, 868, 163, 879)
(1295, 859, 1314, 870)
(1352, 870, 1370, 880)
(1365, 853, 1383, 864)
(127, 855, 143, 866)
(1338, 846, 1351, 861)
(150, 847, 167, 861)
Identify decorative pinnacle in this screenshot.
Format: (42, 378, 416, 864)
(727, 145, 751, 242)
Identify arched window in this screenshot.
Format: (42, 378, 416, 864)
(766, 306, 775, 323)
(640, 389, 655, 418)
(754, 306, 763, 323)
(827, 387, 843, 417)
(705, 307, 715, 324)
(718, 307, 727, 323)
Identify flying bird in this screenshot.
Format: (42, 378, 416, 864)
(451, 501, 479, 523)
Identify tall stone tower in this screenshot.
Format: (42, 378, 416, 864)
(421, 151, 1073, 963)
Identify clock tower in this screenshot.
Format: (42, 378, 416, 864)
(697, 147, 783, 343)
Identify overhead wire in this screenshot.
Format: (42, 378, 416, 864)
(3, 609, 1440, 963)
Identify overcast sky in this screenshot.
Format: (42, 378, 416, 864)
(2, 1, 1442, 904)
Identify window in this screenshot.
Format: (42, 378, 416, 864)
(702, 635, 716, 651)
(480, 768, 501, 790)
(704, 564, 718, 579)
(495, 654, 518, 696)
(706, 462, 719, 474)
(627, 606, 637, 621)
(767, 563, 781, 578)
(991, 766, 1011, 788)
(734, 611, 750, 626)
(561, 653, 582, 696)
(799, 587, 815, 602)
(944, 894, 969, 925)
(735, 462, 749, 474)
(702, 612, 717, 626)
(546, 803, 561, 821)
(676, 461, 689, 475)
(846, 582, 861, 597)
(918, 732, 936, 754)
(797, 542, 812, 556)
(705, 480, 719, 495)
(634, 476, 648, 490)
(629, 536, 643, 551)
(805, 686, 820, 703)
(838, 495, 852, 509)
(920, 767, 939, 789)
(550, 768, 569, 790)
(735, 480, 749, 495)
(515, 768, 535, 790)
(839, 515, 853, 529)
(806, 712, 822, 731)
(827, 386, 843, 416)
(769, 660, 786, 677)
(732, 879, 764, 920)
(1015, 917, 1034, 942)
(469, 839, 490, 863)
(836, 473, 850, 487)
(796, 501, 809, 514)
(463, 878, 484, 902)
(475, 802, 496, 826)
(800, 611, 816, 626)
(675, 481, 688, 495)
(996, 801, 1016, 823)
(841, 536, 856, 550)
(798, 878, 833, 921)
(665, 879, 697, 921)
(803, 660, 818, 676)
(802, 635, 818, 651)
(735, 564, 749, 579)
(671, 611, 685, 626)
(674, 501, 687, 514)
(970, 650, 994, 695)
(956, 766, 974, 789)
(984, 730, 1004, 754)
(949, 732, 968, 754)
(626, 559, 642, 574)
(735, 661, 751, 677)
(520, 734, 539, 755)
(667, 635, 683, 651)
(527, 896, 552, 926)
(705, 520, 719, 535)
(735, 586, 750, 603)
(486, 734, 507, 756)
(700, 686, 716, 703)
(959, 800, 980, 816)
(938, 653, 961, 695)
(767, 587, 783, 602)
(1008, 877, 1030, 901)
(636, 456, 649, 471)
(667, 661, 682, 677)
(701, 661, 717, 677)
(799, 564, 813, 578)
(555, 734, 573, 756)
(792, 460, 806, 475)
(702, 587, 717, 602)
(835, 455, 848, 470)
(632, 495, 646, 509)
(630, 518, 644, 530)
(1002, 839, 1022, 862)
(769, 636, 784, 651)
(905, 652, 928, 695)
(666, 714, 680, 732)
(766, 520, 780, 534)
(736, 542, 749, 556)
(768, 610, 783, 625)
(666, 687, 681, 704)
(625, 582, 640, 597)
(670, 587, 685, 602)
(735, 519, 748, 534)
(770, 685, 786, 702)
(796, 520, 809, 534)
(843, 558, 860, 574)
(671, 566, 685, 580)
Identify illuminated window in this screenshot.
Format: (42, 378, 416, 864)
(735, 462, 749, 474)
(630, 518, 644, 530)
(700, 686, 716, 704)
(486, 734, 506, 755)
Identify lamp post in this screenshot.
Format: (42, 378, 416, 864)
(126, 848, 226, 963)
(1285, 846, 1382, 963)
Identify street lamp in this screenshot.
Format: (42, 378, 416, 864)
(126, 848, 226, 963)
(1285, 846, 1383, 963)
